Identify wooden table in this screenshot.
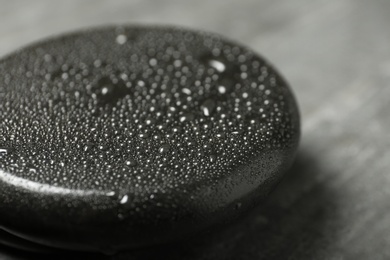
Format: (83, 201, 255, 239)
(1, 0, 389, 259)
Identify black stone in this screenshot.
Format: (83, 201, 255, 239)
(0, 25, 300, 253)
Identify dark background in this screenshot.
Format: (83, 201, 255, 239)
(1, 0, 390, 259)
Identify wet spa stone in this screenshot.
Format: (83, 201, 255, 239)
(0, 26, 300, 253)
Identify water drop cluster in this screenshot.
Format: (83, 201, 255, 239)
(0, 26, 299, 218)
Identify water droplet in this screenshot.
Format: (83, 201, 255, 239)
(218, 85, 227, 94)
(149, 58, 157, 66)
(84, 142, 95, 152)
(201, 99, 216, 117)
(172, 127, 182, 134)
(43, 54, 52, 62)
(145, 118, 156, 125)
(94, 59, 102, 67)
(120, 195, 129, 204)
(158, 144, 170, 154)
(26, 163, 37, 173)
(179, 112, 195, 122)
(209, 59, 226, 73)
(173, 60, 182, 67)
(138, 132, 149, 139)
(94, 76, 129, 104)
(215, 132, 225, 138)
(106, 191, 117, 197)
(125, 159, 137, 167)
(116, 34, 127, 45)
(182, 88, 191, 95)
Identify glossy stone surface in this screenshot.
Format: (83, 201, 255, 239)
(0, 26, 300, 253)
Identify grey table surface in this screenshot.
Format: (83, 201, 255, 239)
(0, 0, 389, 259)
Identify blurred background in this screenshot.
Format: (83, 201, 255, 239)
(1, 0, 390, 259)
